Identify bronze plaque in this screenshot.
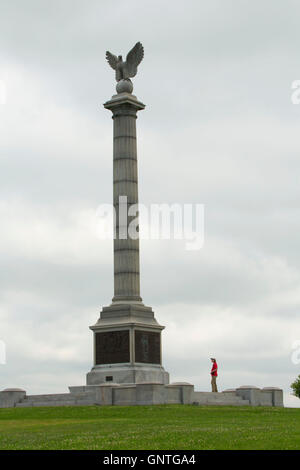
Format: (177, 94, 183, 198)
(95, 330, 130, 365)
(135, 330, 161, 364)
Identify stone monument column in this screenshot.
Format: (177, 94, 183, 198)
(86, 43, 169, 385)
(107, 91, 144, 303)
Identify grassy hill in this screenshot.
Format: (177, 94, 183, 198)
(0, 405, 299, 450)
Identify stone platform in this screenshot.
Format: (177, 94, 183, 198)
(0, 384, 283, 408)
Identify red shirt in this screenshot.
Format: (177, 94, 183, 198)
(211, 362, 218, 376)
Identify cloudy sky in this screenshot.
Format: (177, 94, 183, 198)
(1, 0, 300, 407)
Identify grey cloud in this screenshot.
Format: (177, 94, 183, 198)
(0, 0, 299, 405)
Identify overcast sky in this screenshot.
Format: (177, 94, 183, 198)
(1, 0, 300, 407)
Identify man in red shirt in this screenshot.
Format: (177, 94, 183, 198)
(210, 358, 218, 392)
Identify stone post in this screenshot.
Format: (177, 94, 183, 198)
(0, 388, 26, 408)
(236, 385, 261, 406)
(262, 387, 284, 407)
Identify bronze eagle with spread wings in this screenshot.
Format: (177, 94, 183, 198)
(106, 42, 144, 82)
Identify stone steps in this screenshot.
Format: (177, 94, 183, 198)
(16, 398, 96, 407)
(16, 400, 95, 407)
(193, 400, 250, 406)
(192, 391, 250, 406)
(15, 392, 97, 407)
(20, 393, 73, 402)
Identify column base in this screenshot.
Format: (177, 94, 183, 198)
(112, 295, 143, 303)
(88, 302, 169, 385)
(86, 363, 169, 385)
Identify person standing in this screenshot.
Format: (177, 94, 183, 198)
(210, 358, 218, 392)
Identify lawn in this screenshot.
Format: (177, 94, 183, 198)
(0, 405, 299, 450)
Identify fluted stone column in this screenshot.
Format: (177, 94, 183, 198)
(104, 93, 145, 302)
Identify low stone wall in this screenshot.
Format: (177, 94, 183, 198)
(0, 383, 284, 408)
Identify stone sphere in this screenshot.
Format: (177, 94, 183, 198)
(116, 79, 133, 94)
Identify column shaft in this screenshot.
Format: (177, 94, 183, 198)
(104, 95, 145, 302)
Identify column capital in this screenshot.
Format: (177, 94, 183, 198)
(104, 92, 145, 114)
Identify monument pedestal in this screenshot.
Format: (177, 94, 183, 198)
(86, 303, 169, 385)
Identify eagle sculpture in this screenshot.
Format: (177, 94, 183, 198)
(106, 42, 144, 82)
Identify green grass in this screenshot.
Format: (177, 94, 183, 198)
(0, 405, 300, 450)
